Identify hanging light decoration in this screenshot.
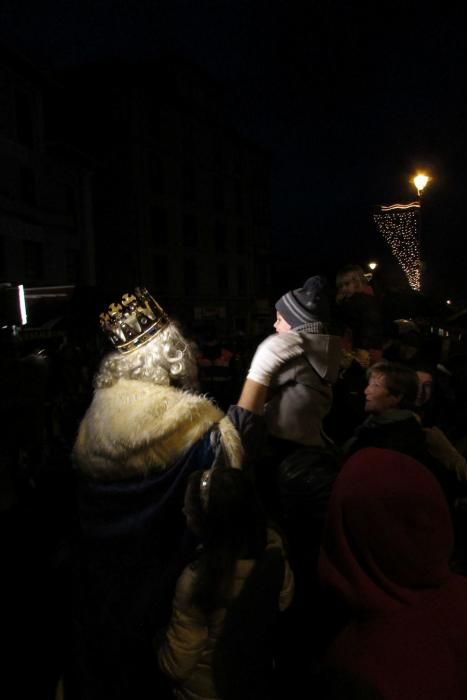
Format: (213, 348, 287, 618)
(373, 201, 421, 291)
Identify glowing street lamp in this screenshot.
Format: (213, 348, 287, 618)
(410, 173, 431, 293)
(365, 261, 378, 283)
(412, 173, 430, 197)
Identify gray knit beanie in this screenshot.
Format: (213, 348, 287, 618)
(275, 275, 330, 328)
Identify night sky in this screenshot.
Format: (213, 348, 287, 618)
(2, 2, 467, 298)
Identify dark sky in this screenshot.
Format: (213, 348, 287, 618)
(1, 2, 467, 296)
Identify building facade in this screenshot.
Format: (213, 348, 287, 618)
(0, 46, 95, 293)
(64, 59, 272, 336)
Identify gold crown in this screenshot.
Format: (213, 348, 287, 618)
(99, 287, 170, 354)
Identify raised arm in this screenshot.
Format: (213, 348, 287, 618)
(236, 331, 304, 415)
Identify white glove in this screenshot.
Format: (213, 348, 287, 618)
(247, 331, 303, 386)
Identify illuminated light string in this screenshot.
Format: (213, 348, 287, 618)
(373, 204, 421, 291)
(380, 201, 420, 212)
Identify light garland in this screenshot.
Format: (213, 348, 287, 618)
(373, 202, 421, 291)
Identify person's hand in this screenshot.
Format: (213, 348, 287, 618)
(247, 332, 303, 387)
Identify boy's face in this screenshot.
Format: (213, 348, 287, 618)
(338, 273, 360, 299)
(274, 311, 292, 334)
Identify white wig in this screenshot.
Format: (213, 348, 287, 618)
(95, 322, 199, 391)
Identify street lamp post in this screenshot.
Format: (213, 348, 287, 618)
(411, 173, 430, 291)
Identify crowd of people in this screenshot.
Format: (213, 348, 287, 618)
(3, 268, 467, 699)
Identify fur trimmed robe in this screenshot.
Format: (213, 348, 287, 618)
(74, 379, 244, 479)
(70, 379, 247, 700)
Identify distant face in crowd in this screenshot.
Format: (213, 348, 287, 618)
(364, 372, 400, 414)
(416, 370, 433, 407)
(274, 311, 292, 334)
(338, 272, 361, 299)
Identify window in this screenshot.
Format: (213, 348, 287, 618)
(214, 220, 226, 253)
(182, 165, 196, 201)
(237, 264, 246, 296)
(252, 186, 270, 224)
(181, 117, 195, 155)
(234, 180, 243, 215)
(0, 70, 11, 138)
(218, 263, 229, 295)
(151, 206, 168, 247)
(23, 240, 43, 281)
(150, 156, 164, 193)
(256, 261, 269, 295)
(0, 235, 5, 278)
(235, 317, 246, 332)
(66, 184, 76, 216)
(20, 167, 36, 206)
(212, 133, 223, 170)
(183, 214, 197, 248)
(154, 255, 169, 294)
(236, 227, 246, 254)
(15, 91, 34, 148)
(65, 248, 79, 282)
(213, 178, 224, 211)
(233, 147, 243, 177)
(184, 258, 197, 296)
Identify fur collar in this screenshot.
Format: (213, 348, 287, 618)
(73, 379, 237, 479)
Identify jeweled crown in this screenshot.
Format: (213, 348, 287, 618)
(99, 287, 170, 354)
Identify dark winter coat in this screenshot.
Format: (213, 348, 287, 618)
(345, 409, 461, 505)
(319, 448, 467, 700)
